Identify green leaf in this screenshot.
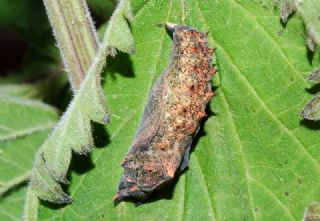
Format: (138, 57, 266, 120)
(0, 95, 58, 220)
(38, 0, 320, 220)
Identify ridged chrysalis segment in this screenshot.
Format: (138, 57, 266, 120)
(115, 23, 217, 202)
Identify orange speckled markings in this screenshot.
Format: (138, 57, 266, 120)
(114, 22, 218, 203)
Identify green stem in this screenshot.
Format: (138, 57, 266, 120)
(23, 1, 100, 220)
(43, 0, 99, 90)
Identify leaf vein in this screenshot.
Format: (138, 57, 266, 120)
(194, 0, 256, 220)
(249, 177, 296, 220)
(234, 1, 308, 85)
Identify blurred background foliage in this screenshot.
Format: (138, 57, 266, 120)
(0, 0, 118, 107)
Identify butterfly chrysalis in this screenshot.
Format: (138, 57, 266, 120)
(114, 23, 217, 202)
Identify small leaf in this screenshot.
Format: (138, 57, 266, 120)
(104, 0, 135, 54)
(306, 68, 320, 83)
(280, 0, 296, 23)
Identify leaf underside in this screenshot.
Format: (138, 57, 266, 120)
(33, 0, 320, 221)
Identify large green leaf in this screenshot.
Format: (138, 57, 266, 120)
(37, 0, 320, 220)
(0, 95, 58, 220)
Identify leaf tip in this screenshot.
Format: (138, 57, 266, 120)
(56, 192, 73, 204)
(306, 68, 320, 82)
(165, 22, 177, 32)
(306, 28, 317, 51)
(280, 0, 296, 23)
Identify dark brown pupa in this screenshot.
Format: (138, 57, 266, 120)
(114, 23, 217, 202)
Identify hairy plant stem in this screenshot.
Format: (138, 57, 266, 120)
(23, 0, 133, 220)
(43, 0, 99, 91)
(23, 1, 100, 220)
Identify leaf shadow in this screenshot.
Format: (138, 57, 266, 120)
(300, 119, 320, 130)
(118, 177, 180, 206)
(69, 122, 110, 175)
(305, 84, 320, 95)
(189, 101, 217, 155)
(92, 122, 110, 148)
(306, 46, 315, 65)
(279, 13, 295, 28)
(102, 52, 135, 81)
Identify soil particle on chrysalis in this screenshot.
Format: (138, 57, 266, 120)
(114, 22, 218, 203)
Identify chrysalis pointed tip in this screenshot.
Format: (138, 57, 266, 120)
(113, 192, 125, 205)
(57, 193, 74, 204)
(165, 22, 177, 32)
